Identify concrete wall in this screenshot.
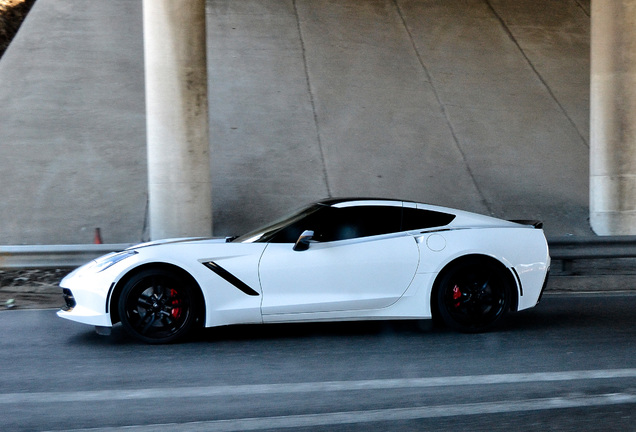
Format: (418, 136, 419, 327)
(0, 0, 146, 244)
(0, 0, 590, 244)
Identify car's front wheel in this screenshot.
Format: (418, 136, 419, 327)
(118, 269, 197, 344)
(436, 259, 511, 333)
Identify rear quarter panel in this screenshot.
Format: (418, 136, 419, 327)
(415, 227, 550, 310)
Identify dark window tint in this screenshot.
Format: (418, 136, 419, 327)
(316, 206, 401, 242)
(401, 208, 455, 231)
(270, 205, 402, 243)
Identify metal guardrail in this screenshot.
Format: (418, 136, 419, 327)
(1, 237, 636, 270)
(548, 236, 636, 260)
(0, 244, 133, 269)
(548, 236, 636, 272)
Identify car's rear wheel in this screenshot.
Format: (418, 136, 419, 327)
(118, 269, 196, 344)
(436, 259, 511, 333)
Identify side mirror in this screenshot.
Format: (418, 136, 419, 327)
(293, 230, 314, 251)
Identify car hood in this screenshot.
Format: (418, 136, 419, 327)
(128, 237, 227, 250)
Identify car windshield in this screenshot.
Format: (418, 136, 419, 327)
(230, 204, 323, 243)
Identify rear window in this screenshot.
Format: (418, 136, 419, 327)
(401, 208, 455, 231)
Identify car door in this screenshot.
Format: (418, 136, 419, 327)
(258, 205, 420, 316)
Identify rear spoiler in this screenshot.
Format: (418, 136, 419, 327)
(509, 220, 543, 229)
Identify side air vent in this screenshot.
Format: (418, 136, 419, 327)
(202, 261, 260, 296)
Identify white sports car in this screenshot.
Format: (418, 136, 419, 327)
(58, 198, 550, 343)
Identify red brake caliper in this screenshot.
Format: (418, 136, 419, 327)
(170, 289, 182, 319)
(452, 285, 461, 308)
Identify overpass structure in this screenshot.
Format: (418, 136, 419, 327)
(0, 0, 606, 244)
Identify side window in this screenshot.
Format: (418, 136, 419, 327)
(401, 208, 455, 231)
(314, 206, 401, 242)
(268, 208, 324, 243)
(268, 205, 402, 243)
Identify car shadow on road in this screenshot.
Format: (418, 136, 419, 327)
(196, 319, 440, 342)
(63, 293, 636, 345)
(65, 319, 450, 346)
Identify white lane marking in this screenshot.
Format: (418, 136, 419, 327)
(543, 291, 636, 297)
(46, 392, 636, 432)
(4, 368, 636, 404)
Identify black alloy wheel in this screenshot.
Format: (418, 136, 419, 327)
(118, 269, 197, 344)
(436, 259, 511, 333)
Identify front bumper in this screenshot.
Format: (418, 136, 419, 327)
(57, 305, 112, 327)
(56, 267, 117, 328)
(62, 288, 76, 311)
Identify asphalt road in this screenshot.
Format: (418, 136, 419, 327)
(2, 293, 636, 431)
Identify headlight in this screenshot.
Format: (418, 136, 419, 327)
(87, 250, 138, 273)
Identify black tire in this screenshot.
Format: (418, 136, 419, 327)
(436, 259, 511, 333)
(118, 269, 197, 344)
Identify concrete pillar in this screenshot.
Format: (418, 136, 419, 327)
(590, 0, 636, 235)
(143, 0, 212, 240)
